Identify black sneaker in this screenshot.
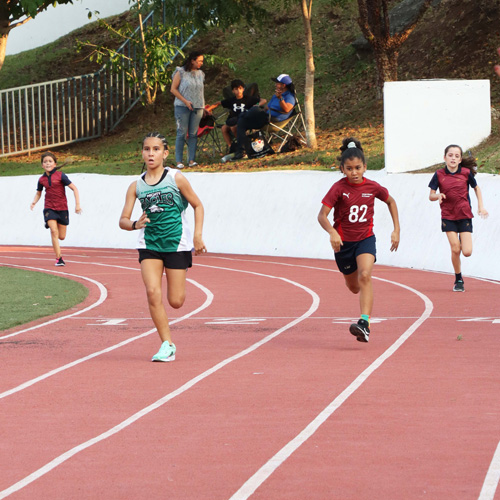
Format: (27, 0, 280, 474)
(453, 280, 465, 292)
(349, 319, 370, 343)
(55, 257, 65, 267)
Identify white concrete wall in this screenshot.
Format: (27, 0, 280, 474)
(384, 80, 491, 173)
(2, 170, 499, 280)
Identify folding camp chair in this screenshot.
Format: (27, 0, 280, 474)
(195, 113, 225, 157)
(261, 99, 307, 153)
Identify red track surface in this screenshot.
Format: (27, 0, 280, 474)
(1, 246, 499, 499)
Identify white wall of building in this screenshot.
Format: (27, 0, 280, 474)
(384, 80, 491, 173)
(3, 170, 499, 281)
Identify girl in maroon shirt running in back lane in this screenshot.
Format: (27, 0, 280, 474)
(318, 137, 400, 344)
(30, 152, 82, 266)
(428, 144, 488, 292)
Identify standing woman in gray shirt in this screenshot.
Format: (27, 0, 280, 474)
(170, 51, 205, 169)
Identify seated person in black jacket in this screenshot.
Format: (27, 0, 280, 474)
(206, 79, 267, 150)
(232, 74, 296, 160)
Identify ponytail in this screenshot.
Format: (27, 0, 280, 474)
(338, 137, 365, 166)
(460, 153, 478, 176)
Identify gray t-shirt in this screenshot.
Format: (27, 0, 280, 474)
(173, 66, 205, 109)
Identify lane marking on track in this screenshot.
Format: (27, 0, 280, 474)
(0, 265, 319, 499)
(0, 264, 107, 341)
(479, 440, 500, 500)
(72, 315, 423, 321)
(0, 277, 212, 401)
(206, 255, 500, 286)
(86, 319, 129, 326)
(229, 276, 434, 500)
(3, 252, 497, 497)
(459, 318, 500, 324)
(204, 318, 267, 325)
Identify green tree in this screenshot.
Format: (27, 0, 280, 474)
(357, 0, 433, 97)
(0, 0, 75, 71)
(158, 0, 266, 29)
(80, 0, 182, 106)
(80, 0, 234, 107)
(162, 0, 319, 148)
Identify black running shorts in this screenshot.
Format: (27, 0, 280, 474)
(44, 209, 69, 229)
(441, 218, 473, 233)
(138, 249, 192, 269)
(334, 235, 377, 275)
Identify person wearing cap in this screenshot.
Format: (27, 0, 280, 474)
(232, 74, 296, 160)
(206, 79, 267, 151)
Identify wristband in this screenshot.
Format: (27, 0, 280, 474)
(132, 221, 137, 230)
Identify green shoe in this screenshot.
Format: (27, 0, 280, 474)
(151, 341, 176, 362)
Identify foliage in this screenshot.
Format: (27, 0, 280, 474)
(1, 0, 500, 174)
(356, 0, 433, 95)
(0, 0, 76, 71)
(157, 0, 267, 31)
(78, 0, 236, 106)
(4, 0, 75, 21)
(78, 18, 183, 106)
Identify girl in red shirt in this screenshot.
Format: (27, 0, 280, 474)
(30, 152, 82, 266)
(428, 144, 488, 292)
(318, 137, 400, 343)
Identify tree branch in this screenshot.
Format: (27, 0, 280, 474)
(9, 16, 32, 30)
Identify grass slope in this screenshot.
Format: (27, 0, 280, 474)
(0, 0, 499, 175)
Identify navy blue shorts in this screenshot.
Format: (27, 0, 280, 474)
(334, 235, 377, 275)
(442, 218, 473, 233)
(138, 249, 192, 270)
(44, 209, 69, 229)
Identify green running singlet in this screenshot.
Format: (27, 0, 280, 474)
(136, 168, 193, 252)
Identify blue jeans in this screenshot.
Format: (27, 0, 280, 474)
(174, 106, 204, 164)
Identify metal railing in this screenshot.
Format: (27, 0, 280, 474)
(0, 4, 196, 157)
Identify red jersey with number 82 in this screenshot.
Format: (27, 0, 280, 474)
(322, 177, 389, 242)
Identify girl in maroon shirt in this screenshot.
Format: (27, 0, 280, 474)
(429, 144, 488, 292)
(318, 137, 400, 343)
(30, 152, 82, 266)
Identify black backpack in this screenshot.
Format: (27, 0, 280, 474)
(244, 130, 274, 158)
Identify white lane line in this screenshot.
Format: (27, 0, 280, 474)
(0, 267, 319, 499)
(229, 277, 434, 500)
(479, 440, 500, 500)
(207, 255, 500, 286)
(0, 265, 107, 340)
(0, 278, 213, 401)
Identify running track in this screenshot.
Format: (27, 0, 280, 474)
(1, 246, 499, 500)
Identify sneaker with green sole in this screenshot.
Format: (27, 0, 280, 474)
(151, 341, 176, 362)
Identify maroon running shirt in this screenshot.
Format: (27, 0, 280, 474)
(322, 177, 389, 242)
(37, 171, 72, 211)
(428, 167, 477, 220)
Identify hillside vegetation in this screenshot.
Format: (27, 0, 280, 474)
(0, 0, 499, 175)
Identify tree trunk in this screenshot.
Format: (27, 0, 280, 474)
(137, 0, 154, 106)
(0, 9, 11, 72)
(0, 32, 8, 72)
(357, 0, 433, 98)
(373, 46, 398, 98)
(300, 0, 317, 149)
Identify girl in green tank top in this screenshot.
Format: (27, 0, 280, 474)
(119, 132, 207, 362)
